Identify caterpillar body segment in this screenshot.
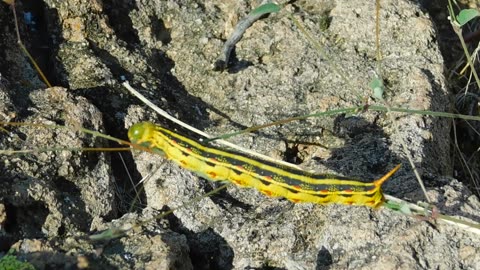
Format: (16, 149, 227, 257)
(128, 122, 401, 208)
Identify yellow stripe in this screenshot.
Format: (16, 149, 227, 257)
(162, 127, 376, 187)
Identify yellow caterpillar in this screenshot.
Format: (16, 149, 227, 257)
(128, 122, 401, 208)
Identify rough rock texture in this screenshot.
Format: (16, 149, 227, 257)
(0, 0, 479, 269)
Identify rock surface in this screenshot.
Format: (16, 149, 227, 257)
(0, 0, 479, 269)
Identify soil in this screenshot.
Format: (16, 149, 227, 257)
(0, 0, 479, 269)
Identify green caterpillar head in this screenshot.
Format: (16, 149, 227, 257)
(128, 122, 167, 156)
(128, 122, 156, 145)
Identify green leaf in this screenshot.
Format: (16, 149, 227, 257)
(0, 251, 35, 270)
(456, 9, 480, 27)
(250, 3, 281, 16)
(399, 203, 412, 215)
(369, 77, 384, 100)
(89, 228, 125, 241)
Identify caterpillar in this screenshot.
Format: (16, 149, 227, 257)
(128, 122, 401, 208)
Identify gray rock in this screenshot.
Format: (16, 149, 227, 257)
(0, 0, 478, 269)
